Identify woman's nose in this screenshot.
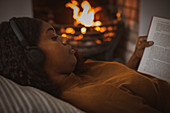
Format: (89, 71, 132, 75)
(61, 37, 68, 45)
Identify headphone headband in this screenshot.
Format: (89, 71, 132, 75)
(9, 17, 45, 65)
(9, 17, 29, 47)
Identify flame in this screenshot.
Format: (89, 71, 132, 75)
(100, 27, 106, 32)
(96, 39, 101, 44)
(65, 27, 75, 34)
(61, 34, 67, 37)
(74, 35, 83, 40)
(81, 27, 87, 34)
(116, 11, 121, 21)
(66, 0, 102, 27)
(94, 26, 100, 31)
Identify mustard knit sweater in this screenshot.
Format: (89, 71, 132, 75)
(61, 60, 170, 113)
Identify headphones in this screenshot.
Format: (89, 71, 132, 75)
(9, 17, 45, 65)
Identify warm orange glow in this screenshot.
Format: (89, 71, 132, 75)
(66, 0, 102, 27)
(103, 37, 112, 42)
(100, 27, 106, 32)
(94, 26, 100, 31)
(61, 34, 67, 37)
(74, 35, 83, 40)
(81, 27, 87, 34)
(73, 36, 78, 40)
(69, 40, 78, 45)
(78, 34, 83, 39)
(95, 21, 102, 26)
(116, 11, 121, 20)
(108, 26, 113, 31)
(96, 39, 101, 44)
(104, 32, 115, 37)
(60, 28, 65, 33)
(65, 27, 75, 34)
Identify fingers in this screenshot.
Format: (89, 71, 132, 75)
(138, 36, 147, 45)
(147, 41, 154, 46)
(137, 36, 154, 49)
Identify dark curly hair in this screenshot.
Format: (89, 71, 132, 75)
(0, 17, 60, 97)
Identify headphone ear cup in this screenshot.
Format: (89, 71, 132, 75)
(27, 47, 45, 65)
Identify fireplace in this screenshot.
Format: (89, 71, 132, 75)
(33, 0, 124, 61)
(55, 21, 124, 61)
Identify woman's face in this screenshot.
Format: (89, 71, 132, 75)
(38, 21, 77, 75)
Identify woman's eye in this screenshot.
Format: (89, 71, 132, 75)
(51, 36, 58, 41)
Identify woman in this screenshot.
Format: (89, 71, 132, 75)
(0, 17, 169, 113)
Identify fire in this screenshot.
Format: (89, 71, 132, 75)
(66, 0, 102, 27)
(65, 27, 75, 34)
(94, 26, 100, 31)
(61, 34, 67, 37)
(81, 27, 87, 34)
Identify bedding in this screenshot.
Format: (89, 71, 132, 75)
(0, 75, 85, 113)
(61, 60, 170, 113)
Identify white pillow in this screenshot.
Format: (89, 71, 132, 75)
(0, 75, 85, 113)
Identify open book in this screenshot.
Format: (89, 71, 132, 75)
(138, 16, 170, 83)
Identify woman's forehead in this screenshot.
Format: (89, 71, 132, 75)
(39, 22, 56, 41)
(42, 22, 54, 32)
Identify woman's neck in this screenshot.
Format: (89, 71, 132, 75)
(48, 71, 68, 85)
(47, 71, 79, 91)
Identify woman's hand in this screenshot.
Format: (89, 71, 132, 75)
(127, 36, 154, 70)
(134, 36, 154, 59)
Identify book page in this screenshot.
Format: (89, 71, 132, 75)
(138, 16, 170, 83)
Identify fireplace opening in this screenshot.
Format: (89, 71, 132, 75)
(33, 0, 125, 61)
